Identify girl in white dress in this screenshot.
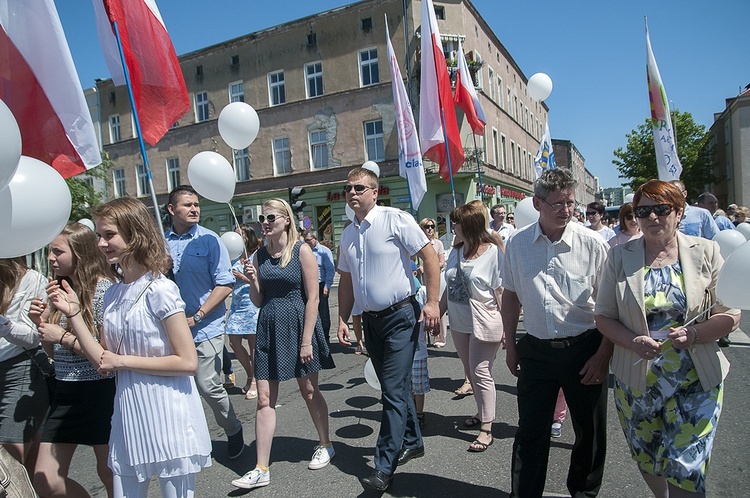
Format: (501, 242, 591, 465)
(47, 197, 211, 498)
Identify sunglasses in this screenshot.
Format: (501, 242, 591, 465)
(634, 204, 673, 218)
(258, 214, 285, 223)
(344, 184, 374, 193)
(507, 216, 514, 220)
(586, 211, 599, 217)
(423, 224, 435, 229)
(625, 214, 635, 221)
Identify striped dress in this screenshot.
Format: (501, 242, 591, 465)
(102, 273, 211, 481)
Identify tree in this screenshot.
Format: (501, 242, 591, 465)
(612, 110, 717, 202)
(66, 152, 112, 221)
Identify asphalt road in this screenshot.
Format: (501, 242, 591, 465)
(67, 300, 750, 497)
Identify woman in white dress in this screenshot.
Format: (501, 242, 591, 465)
(48, 197, 211, 498)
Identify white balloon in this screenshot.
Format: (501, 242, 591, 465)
(513, 197, 539, 229)
(221, 231, 244, 260)
(363, 358, 381, 390)
(716, 240, 750, 309)
(362, 161, 380, 177)
(187, 151, 236, 203)
(345, 203, 356, 222)
(0, 156, 71, 258)
(624, 193, 635, 203)
(77, 218, 95, 231)
(712, 229, 746, 260)
(735, 222, 750, 241)
(0, 99, 22, 192)
(527, 73, 553, 101)
(218, 102, 260, 150)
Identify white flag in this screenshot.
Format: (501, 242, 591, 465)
(534, 120, 556, 178)
(385, 18, 426, 210)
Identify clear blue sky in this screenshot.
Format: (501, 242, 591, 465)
(55, 0, 749, 189)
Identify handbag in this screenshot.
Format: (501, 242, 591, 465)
(458, 255, 504, 342)
(0, 446, 37, 497)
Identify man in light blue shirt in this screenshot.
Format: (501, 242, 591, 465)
(165, 185, 244, 459)
(671, 181, 719, 239)
(304, 230, 335, 342)
(697, 192, 735, 231)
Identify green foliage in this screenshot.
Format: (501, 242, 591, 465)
(612, 110, 717, 202)
(65, 152, 112, 221)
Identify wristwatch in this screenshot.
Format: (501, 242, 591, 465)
(193, 310, 205, 324)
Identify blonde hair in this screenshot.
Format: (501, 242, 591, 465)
(0, 257, 27, 314)
(419, 218, 438, 240)
(263, 198, 298, 267)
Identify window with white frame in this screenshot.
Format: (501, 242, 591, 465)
(510, 141, 516, 174)
(268, 70, 286, 106)
(488, 67, 495, 101)
(273, 137, 291, 175)
(359, 48, 380, 87)
(441, 39, 457, 62)
(136, 164, 150, 196)
(166, 157, 180, 191)
(233, 148, 250, 181)
(522, 149, 527, 179)
(195, 91, 209, 122)
(501, 134, 507, 171)
(492, 128, 499, 166)
(309, 130, 328, 169)
(113, 168, 125, 197)
(364, 120, 384, 161)
(474, 52, 482, 88)
(497, 76, 503, 108)
(305, 62, 323, 98)
(229, 80, 244, 103)
(109, 114, 121, 143)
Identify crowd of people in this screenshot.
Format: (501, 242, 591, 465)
(0, 169, 743, 497)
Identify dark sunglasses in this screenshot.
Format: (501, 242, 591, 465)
(586, 211, 599, 217)
(625, 214, 635, 221)
(423, 224, 435, 229)
(507, 216, 514, 220)
(258, 214, 284, 223)
(634, 204, 673, 218)
(344, 184, 374, 193)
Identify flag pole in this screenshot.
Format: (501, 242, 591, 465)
(440, 109, 458, 208)
(111, 20, 164, 236)
(472, 134, 484, 201)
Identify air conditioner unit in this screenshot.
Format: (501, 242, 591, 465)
(242, 205, 263, 223)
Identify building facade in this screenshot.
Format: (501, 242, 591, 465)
(97, 0, 545, 250)
(551, 139, 596, 206)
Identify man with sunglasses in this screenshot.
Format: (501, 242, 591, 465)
(489, 204, 515, 242)
(501, 169, 612, 498)
(165, 185, 244, 460)
(337, 167, 440, 491)
(670, 180, 719, 240)
(586, 202, 616, 242)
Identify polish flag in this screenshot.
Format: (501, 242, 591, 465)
(454, 39, 486, 135)
(419, 0, 465, 182)
(94, 0, 189, 146)
(0, 0, 101, 178)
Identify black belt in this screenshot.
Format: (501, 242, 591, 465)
(363, 296, 416, 318)
(527, 328, 598, 349)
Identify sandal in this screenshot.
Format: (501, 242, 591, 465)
(468, 429, 494, 452)
(355, 345, 363, 355)
(244, 381, 257, 399)
(454, 382, 473, 396)
(464, 416, 481, 428)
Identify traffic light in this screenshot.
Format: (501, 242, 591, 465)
(288, 187, 306, 217)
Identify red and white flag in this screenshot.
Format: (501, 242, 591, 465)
(0, 0, 101, 178)
(419, 0, 465, 182)
(94, 0, 189, 146)
(454, 39, 486, 135)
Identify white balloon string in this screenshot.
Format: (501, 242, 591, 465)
(227, 203, 248, 260)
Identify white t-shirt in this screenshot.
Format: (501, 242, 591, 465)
(445, 244, 503, 333)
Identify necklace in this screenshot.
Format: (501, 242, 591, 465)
(647, 242, 677, 268)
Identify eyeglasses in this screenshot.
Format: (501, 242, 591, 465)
(586, 211, 599, 217)
(344, 184, 374, 193)
(423, 224, 435, 229)
(258, 214, 285, 223)
(541, 198, 576, 212)
(506, 216, 514, 220)
(492, 212, 506, 217)
(634, 204, 673, 218)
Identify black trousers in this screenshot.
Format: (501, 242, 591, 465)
(510, 331, 607, 498)
(318, 282, 331, 341)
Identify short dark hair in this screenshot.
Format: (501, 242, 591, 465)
(587, 202, 606, 215)
(533, 169, 577, 200)
(168, 185, 198, 206)
(697, 192, 716, 205)
(303, 229, 318, 240)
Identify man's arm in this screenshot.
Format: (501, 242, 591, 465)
(322, 248, 335, 296)
(337, 271, 354, 345)
(500, 289, 521, 376)
(415, 242, 439, 329)
(187, 284, 232, 328)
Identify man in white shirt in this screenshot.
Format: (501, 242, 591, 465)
(337, 167, 440, 491)
(501, 169, 612, 498)
(489, 204, 515, 243)
(586, 202, 615, 242)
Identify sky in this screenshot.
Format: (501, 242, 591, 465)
(55, 0, 750, 189)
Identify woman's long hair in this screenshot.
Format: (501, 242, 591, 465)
(263, 198, 297, 267)
(450, 200, 500, 258)
(238, 224, 261, 257)
(49, 223, 116, 336)
(0, 257, 28, 314)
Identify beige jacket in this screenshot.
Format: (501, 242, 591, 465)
(595, 232, 739, 392)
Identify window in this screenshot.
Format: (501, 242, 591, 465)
(113, 168, 125, 197)
(273, 137, 291, 175)
(497, 76, 504, 108)
(434, 5, 446, 20)
(166, 157, 180, 191)
(109, 114, 121, 143)
(229, 81, 244, 103)
(511, 141, 517, 174)
(307, 33, 317, 46)
(82, 177, 94, 187)
(233, 148, 250, 181)
(309, 130, 328, 169)
(488, 67, 495, 101)
(136, 164, 150, 196)
(364, 120, 384, 162)
(359, 48, 379, 87)
(195, 91, 209, 122)
(268, 70, 286, 106)
(501, 135, 507, 171)
(492, 128, 499, 166)
(361, 17, 372, 31)
(474, 52, 482, 88)
(230, 54, 239, 67)
(305, 62, 323, 98)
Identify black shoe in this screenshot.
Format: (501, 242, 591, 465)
(227, 428, 244, 460)
(718, 335, 731, 347)
(361, 470, 392, 491)
(397, 445, 425, 466)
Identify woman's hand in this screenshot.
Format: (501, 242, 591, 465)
(232, 269, 252, 285)
(38, 322, 67, 345)
(47, 279, 81, 317)
(668, 326, 695, 350)
(97, 350, 122, 375)
(29, 298, 49, 326)
(300, 344, 313, 364)
(631, 335, 662, 360)
(243, 260, 257, 281)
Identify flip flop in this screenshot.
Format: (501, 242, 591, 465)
(464, 416, 481, 428)
(245, 389, 258, 400)
(355, 345, 363, 355)
(468, 429, 494, 452)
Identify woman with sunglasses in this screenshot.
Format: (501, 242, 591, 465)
(418, 218, 447, 348)
(608, 203, 642, 248)
(233, 199, 335, 490)
(595, 180, 740, 497)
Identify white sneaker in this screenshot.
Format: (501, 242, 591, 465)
(308, 444, 335, 470)
(551, 421, 563, 438)
(231, 468, 270, 489)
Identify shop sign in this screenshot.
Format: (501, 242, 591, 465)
(500, 187, 526, 200)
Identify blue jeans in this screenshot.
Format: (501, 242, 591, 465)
(362, 299, 422, 475)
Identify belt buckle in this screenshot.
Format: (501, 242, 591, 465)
(550, 340, 567, 349)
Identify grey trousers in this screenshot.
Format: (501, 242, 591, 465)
(194, 335, 242, 437)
